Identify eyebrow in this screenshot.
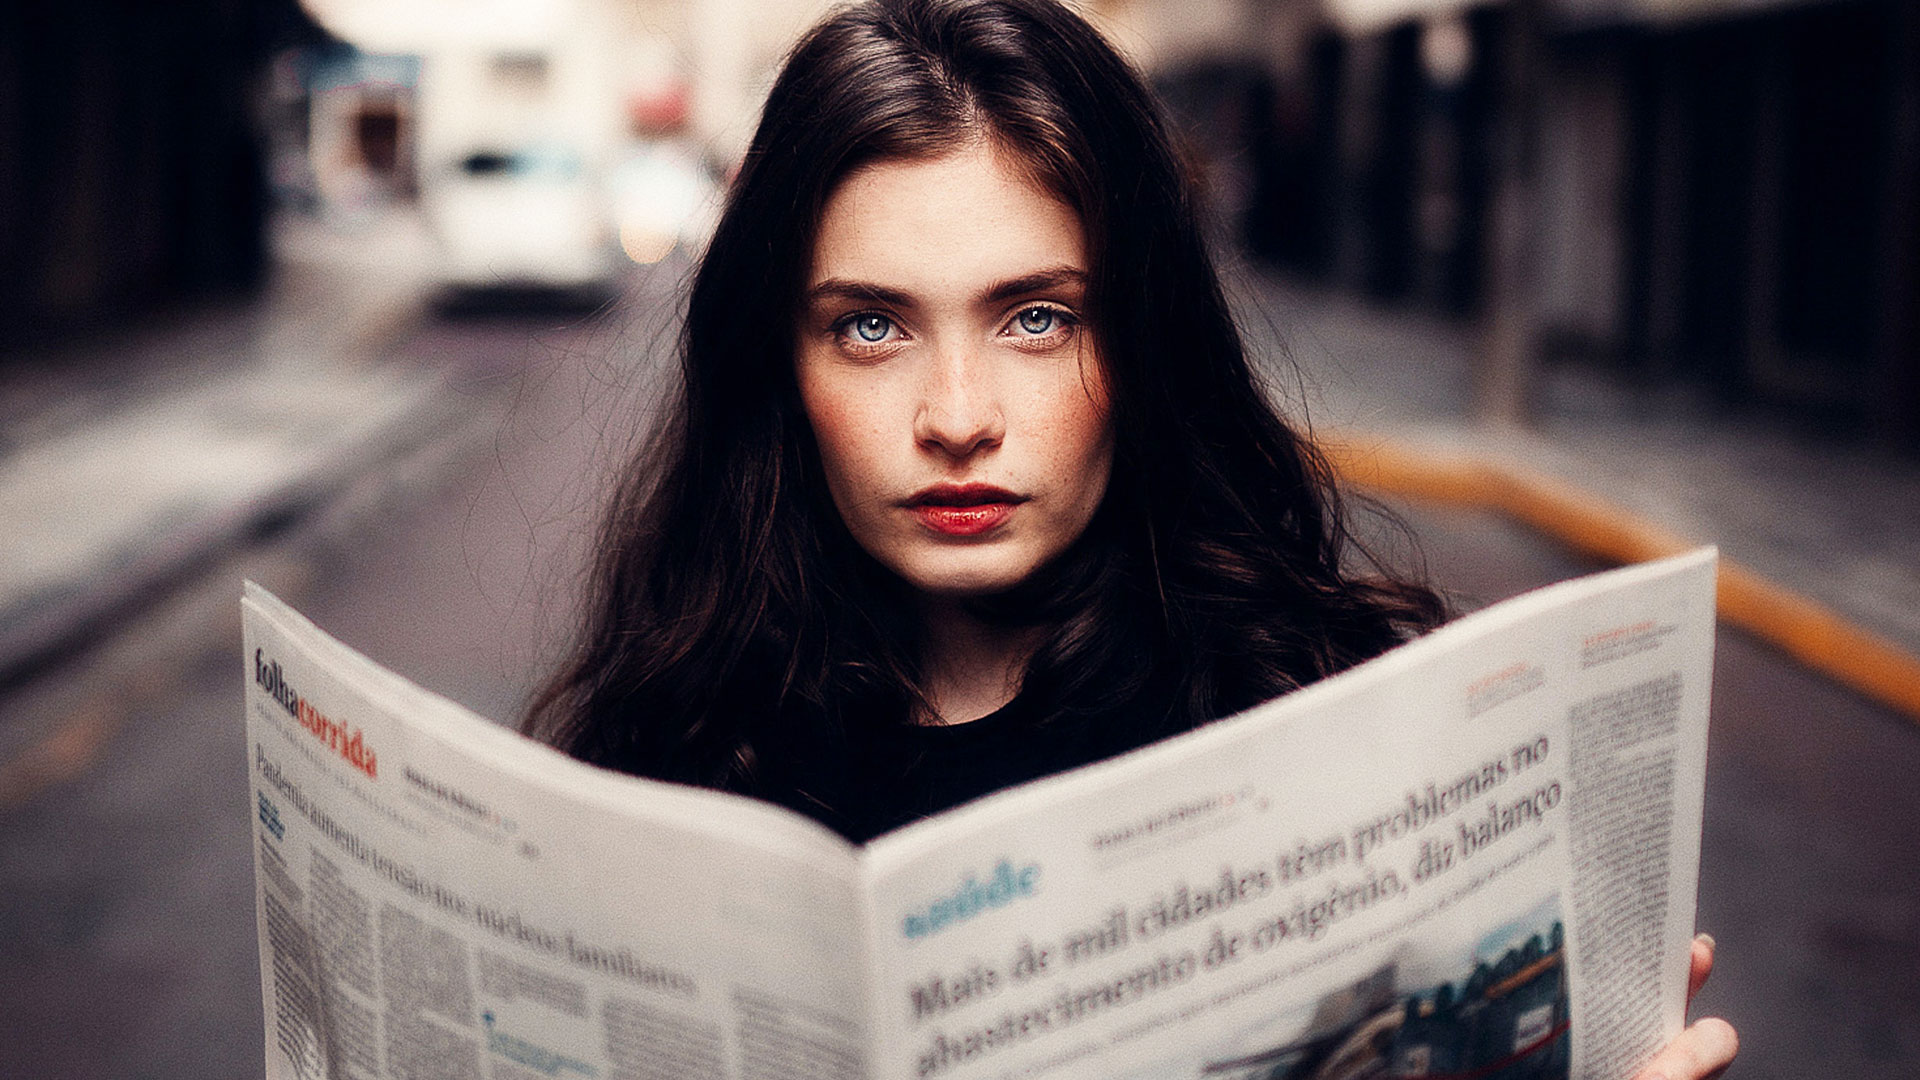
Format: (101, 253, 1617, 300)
(804, 265, 1088, 309)
(981, 266, 1087, 305)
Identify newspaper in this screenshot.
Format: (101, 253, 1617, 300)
(244, 548, 1718, 1080)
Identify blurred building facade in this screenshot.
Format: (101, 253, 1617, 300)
(1185, 0, 1917, 441)
(4, 0, 1914, 444)
(0, 0, 328, 353)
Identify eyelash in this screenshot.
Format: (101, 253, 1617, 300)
(828, 304, 1081, 357)
(1001, 304, 1080, 350)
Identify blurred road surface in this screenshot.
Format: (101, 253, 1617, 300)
(0, 263, 1915, 1080)
(0, 257, 681, 1079)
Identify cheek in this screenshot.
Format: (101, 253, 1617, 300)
(798, 371, 887, 502)
(1044, 357, 1114, 487)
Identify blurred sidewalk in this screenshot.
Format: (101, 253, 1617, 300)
(0, 212, 448, 691)
(1242, 274, 1920, 666)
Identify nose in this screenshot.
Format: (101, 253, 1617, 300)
(913, 342, 1003, 458)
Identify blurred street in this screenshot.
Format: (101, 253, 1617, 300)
(0, 241, 687, 1079)
(3, 0, 1918, 1078)
(0, 227, 1915, 1078)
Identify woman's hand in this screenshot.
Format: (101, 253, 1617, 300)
(1630, 934, 1738, 1080)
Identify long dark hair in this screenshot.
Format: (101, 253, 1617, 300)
(527, 0, 1442, 813)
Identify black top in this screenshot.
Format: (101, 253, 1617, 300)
(770, 692, 1156, 844)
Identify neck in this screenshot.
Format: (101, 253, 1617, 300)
(916, 596, 1037, 725)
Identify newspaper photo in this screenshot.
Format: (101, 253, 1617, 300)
(243, 548, 1718, 1080)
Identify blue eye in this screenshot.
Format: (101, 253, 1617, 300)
(1017, 307, 1055, 334)
(852, 314, 892, 342)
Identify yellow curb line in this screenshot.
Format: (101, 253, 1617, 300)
(1322, 437, 1920, 723)
(0, 691, 130, 812)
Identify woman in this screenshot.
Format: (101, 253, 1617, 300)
(526, 0, 1443, 834)
(528, 0, 1439, 838)
(530, 1, 1733, 1073)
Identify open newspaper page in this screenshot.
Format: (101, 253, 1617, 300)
(860, 549, 1717, 1080)
(243, 584, 871, 1080)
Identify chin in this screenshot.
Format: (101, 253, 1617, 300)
(896, 554, 1039, 600)
(910, 573, 1032, 600)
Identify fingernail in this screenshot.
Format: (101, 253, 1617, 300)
(1694, 932, 1715, 951)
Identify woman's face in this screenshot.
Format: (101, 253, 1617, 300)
(796, 142, 1113, 601)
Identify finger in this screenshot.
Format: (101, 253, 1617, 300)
(1631, 1018, 1739, 1080)
(1687, 933, 1715, 1003)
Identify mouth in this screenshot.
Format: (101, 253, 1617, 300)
(903, 484, 1026, 536)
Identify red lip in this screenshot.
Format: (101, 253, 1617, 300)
(904, 484, 1025, 536)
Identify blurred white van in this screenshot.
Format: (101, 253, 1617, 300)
(424, 142, 620, 292)
(415, 42, 626, 299)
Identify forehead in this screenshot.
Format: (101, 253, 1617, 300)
(808, 143, 1087, 297)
